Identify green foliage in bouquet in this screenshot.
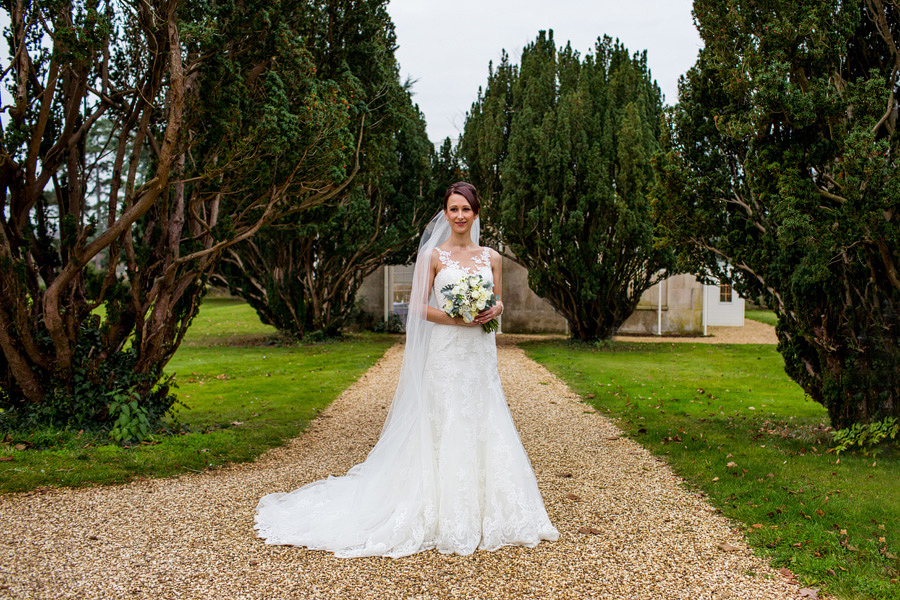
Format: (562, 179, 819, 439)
(439, 273, 499, 332)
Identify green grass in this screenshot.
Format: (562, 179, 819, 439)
(746, 309, 779, 327)
(0, 298, 396, 493)
(521, 339, 900, 600)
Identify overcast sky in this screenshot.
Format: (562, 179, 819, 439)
(0, 2, 703, 144)
(387, 0, 703, 145)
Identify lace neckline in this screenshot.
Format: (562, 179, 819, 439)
(436, 246, 491, 275)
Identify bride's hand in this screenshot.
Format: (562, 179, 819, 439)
(474, 302, 502, 325)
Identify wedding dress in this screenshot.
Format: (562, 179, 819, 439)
(254, 213, 558, 558)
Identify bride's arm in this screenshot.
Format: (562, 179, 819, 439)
(475, 249, 504, 325)
(423, 249, 477, 326)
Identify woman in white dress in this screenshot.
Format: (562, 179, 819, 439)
(255, 182, 559, 557)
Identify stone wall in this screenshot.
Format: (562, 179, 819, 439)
(499, 256, 567, 334)
(356, 262, 710, 336)
(357, 265, 385, 319)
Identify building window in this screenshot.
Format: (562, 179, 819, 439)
(719, 283, 732, 303)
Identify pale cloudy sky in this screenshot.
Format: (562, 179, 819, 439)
(387, 0, 704, 144)
(0, 2, 703, 143)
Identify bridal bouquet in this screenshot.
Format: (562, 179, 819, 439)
(439, 273, 499, 332)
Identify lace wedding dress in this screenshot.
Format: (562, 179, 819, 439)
(255, 220, 558, 558)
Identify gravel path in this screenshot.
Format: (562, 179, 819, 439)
(1, 339, 801, 600)
(614, 319, 778, 345)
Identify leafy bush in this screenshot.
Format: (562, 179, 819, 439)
(107, 388, 153, 444)
(832, 417, 899, 457)
(373, 313, 404, 334)
(0, 320, 177, 438)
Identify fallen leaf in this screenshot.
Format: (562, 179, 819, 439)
(556, 472, 573, 478)
(216, 374, 227, 379)
(798, 588, 818, 599)
(726, 461, 738, 468)
(0, 456, 13, 462)
(231, 421, 244, 426)
(826, 569, 836, 576)
(577, 526, 602, 535)
(565, 493, 581, 501)
(717, 542, 739, 552)
(751, 524, 763, 529)
(778, 568, 793, 578)
(816, 509, 825, 517)
(712, 477, 720, 482)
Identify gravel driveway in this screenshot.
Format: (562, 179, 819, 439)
(1, 339, 801, 600)
(614, 319, 779, 345)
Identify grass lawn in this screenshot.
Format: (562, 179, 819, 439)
(746, 309, 779, 327)
(0, 298, 396, 493)
(522, 339, 900, 600)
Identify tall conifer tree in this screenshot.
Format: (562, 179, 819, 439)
(213, 1, 434, 338)
(657, 0, 900, 427)
(462, 32, 671, 340)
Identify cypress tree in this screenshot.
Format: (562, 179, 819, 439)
(462, 32, 672, 340)
(657, 0, 900, 427)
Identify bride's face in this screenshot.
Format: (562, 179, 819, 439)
(445, 193, 476, 235)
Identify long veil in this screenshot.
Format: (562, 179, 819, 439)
(255, 211, 481, 558)
(377, 211, 480, 440)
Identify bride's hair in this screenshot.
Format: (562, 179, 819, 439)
(443, 182, 481, 215)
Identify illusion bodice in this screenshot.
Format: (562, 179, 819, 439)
(433, 246, 493, 296)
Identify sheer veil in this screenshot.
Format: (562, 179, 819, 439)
(377, 210, 480, 440)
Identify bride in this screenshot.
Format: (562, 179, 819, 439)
(255, 182, 559, 557)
